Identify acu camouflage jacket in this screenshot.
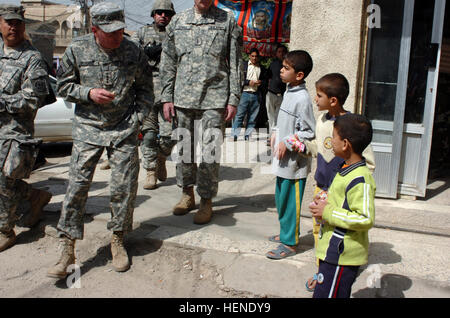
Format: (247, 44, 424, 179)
(56, 34, 154, 150)
(132, 23, 166, 103)
(160, 6, 243, 110)
(0, 36, 51, 140)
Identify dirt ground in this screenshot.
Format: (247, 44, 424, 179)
(0, 216, 264, 298)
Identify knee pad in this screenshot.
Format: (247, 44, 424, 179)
(142, 131, 159, 148)
(160, 137, 176, 157)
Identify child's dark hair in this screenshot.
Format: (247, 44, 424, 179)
(284, 50, 313, 78)
(334, 114, 373, 155)
(316, 73, 350, 106)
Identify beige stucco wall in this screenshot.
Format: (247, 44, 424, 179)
(290, 0, 365, 113)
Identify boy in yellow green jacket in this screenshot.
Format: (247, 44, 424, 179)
(309, 113, 376, 298)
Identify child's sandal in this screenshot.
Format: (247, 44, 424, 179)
(305, 273, 319, 292)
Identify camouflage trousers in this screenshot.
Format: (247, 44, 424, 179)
(0, 173, 32, 232)
(141, 103, 176, 170)
(174, 107, 225, 199)
(57, 138, 139, 240)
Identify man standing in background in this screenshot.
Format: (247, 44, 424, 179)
(132, 0, 176, 190)
(266, 44, 287, 145)
(231, 47, 267, 142)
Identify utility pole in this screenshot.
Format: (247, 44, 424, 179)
(71, 0, 91, 34)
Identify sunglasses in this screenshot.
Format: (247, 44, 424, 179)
(154, 10, 174, 17)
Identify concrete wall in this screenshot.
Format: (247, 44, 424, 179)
(290, 0, 366, 113)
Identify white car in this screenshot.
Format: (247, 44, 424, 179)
(34, 76, 74, 142)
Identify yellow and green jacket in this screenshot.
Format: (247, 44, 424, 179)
(316, 160, 376, 266)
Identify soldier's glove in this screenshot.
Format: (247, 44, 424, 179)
(144, 43, 162, 61)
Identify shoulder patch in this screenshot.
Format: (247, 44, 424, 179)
(31, 77, 50, 96)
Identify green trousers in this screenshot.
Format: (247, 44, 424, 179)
(275, 177, 306, 246)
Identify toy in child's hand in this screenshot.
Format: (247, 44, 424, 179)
(310, 190, 328, 224)
(316, 190, 328, 201)
(286, 135, 306, 153)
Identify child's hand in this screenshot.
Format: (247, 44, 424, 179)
(309, 199, 327, 219)
(276, 141, 288, 160)
(270, 133, 276, 152)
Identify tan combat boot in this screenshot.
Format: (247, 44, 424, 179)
(23, 188, 52, 228)
(156, 153, 167, 182)
(111, 231, 130, 272)
(99, 160, 111, 170)
(0, 230, 16, 253)
(173, 187, 195, 216)
(47, 236, 75, 279)
(143, 169, 157, 190)
(193, 198, 213, 225)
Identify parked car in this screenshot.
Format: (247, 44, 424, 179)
(34, 76, 74, 142)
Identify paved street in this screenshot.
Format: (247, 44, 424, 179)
(1, 134, 449, 298)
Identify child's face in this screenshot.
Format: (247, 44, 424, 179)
(280, 60, 303, 84)
(315, 87, 333, 112)
(332, 127, 346, 158)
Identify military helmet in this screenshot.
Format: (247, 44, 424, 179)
(151, 0, 175, 17)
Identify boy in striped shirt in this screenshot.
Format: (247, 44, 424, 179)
(309, 114, 376, 298)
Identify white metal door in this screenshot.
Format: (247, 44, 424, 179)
(363, 0, 446, 198)
(363, 0, 415, 198)
(398, 0, 446, 197)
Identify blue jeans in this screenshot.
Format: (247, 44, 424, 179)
(232, 92, 260, 138)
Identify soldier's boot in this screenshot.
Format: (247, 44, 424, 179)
(99, 160, 111, 170)
(22, 188, 52, 228)
(173, 187, 195, 216)
(156, 153, 167, 182)
(0, 230, 16, 253)
(143, 169, 157, 190)
(111, 231, 130, 272)
(47, 236, 75, 279)
(193, 198, 213, 225)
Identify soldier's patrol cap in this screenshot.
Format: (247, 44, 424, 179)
(0, 4, 25, 21)
(90, 2, 126, 33)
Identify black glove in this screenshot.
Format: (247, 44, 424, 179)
(144, 43, 162, 61)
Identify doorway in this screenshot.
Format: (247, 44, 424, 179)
(363, 0, 446, 198)
(429, 3, 450, 180)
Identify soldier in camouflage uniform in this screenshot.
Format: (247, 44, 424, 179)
(160, 0, 243, 224)
(132, 0, 176, 190)
(47, 2, 154, 278)
(0, 4, 54, 253)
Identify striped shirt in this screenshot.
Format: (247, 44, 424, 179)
(315, 160, 377, 266)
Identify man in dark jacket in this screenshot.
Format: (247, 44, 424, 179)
(232, 48, 267, 141)
(266, 44, 287, 137)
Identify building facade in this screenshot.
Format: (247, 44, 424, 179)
(21, 0, 84, 72)
(291, 0, 450, 199)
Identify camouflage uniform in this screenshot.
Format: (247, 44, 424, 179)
(55, 10, 154, 240)
(160, 5, 243, 199)
(0, 5, 53, 234)
(132, 23, 175, 170)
